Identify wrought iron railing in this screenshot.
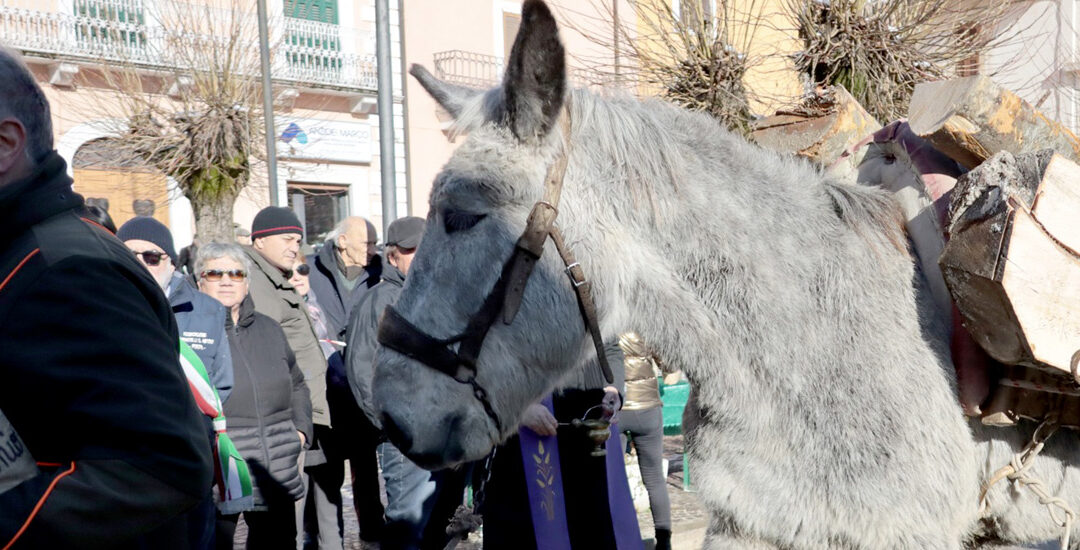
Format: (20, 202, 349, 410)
(433, 49, 619, 91)
(0, 2, 376, 91)
(433, 50, 504, 88)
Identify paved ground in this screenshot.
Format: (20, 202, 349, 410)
(240, 436, 1056, 550)
(235, 435, 709, 549)
(338, 435, 709, 550)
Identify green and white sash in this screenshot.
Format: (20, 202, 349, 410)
(179, 341, 253, 514)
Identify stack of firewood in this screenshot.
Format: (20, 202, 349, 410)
(752, 76, 1080, 428)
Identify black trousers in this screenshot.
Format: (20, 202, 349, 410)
(307, 384, 385, 543)
(216, 504, 297, 550)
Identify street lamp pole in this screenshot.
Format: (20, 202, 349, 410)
(256, 0, 279, 206)
(375, 0, 397, 235)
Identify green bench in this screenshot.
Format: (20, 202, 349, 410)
(658, 379, 694, 492)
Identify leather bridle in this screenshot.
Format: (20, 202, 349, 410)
(376, 106, 614, 434)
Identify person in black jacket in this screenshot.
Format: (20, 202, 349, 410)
(306, 216, 385, 547)
(0, 46, 212, 549)
(346, 216, 465, 550)
(196, 242, 313, 550)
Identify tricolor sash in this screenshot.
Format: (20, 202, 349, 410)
(179, 340, 253, 514)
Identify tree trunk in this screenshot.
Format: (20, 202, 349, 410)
(189, 190, 240, 245)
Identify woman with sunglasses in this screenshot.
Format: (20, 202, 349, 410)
(195, 242, 313, 549)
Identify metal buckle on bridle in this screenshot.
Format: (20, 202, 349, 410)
(563, 262, 586, 288)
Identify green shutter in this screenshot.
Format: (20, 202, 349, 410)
(73, 0, 146, 48)
(284, 0, 341, 73)
(284, 0, 339, 25)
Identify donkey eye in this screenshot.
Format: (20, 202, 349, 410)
(443, 210, 486, 234)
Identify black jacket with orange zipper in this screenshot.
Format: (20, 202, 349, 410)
(0, 152, 212, 549)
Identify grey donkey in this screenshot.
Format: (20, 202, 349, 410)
(372, 1, 1080, 547)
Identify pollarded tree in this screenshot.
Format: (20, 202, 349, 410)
(92, 0, 267, 243)
(788, 0, 1022, 122)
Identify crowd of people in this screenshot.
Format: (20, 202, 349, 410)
(0, 46, 676, 550)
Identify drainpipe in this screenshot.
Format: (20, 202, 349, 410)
(376, 0, 397, 235)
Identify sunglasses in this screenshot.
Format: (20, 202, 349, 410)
(200, 269, 247, 282)
(133, 250, 166, 267)
(294, 263, 310, 277)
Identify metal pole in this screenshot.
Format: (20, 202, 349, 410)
(613, 0, 620, 84)
(375, 0, 397, 235)
(256, 0, 279, 206)
(397, 0, 412, 216)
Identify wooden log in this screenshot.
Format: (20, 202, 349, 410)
(908, 76, 1080, 169)
(940, 151, 1080, 378)
(751, 86, 881, 168)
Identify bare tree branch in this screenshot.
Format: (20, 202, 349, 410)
(84, 0, 269, 242)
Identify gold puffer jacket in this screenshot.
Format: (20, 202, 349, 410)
(619, 332, 664, 411)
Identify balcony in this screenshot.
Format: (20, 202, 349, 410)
(433, 50, 503, 89)
(433, 49, 620, 91)
(0, 1, 377, 92)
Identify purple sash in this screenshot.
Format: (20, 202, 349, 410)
(605, 421, 644, 549)
(518, 396, 644, 550)
(519, 395, 573, 550)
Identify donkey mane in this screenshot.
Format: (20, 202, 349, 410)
(452, 85, 907, 256)
(567, 88, 907, 258)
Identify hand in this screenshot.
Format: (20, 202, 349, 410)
(297, 430, 307, 448)
(601, 386, 622, 423)
(521, 403, 558, 437)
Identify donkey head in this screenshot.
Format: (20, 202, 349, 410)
(372, 0, 592, 468)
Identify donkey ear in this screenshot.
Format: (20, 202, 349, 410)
(409, 64, 482, 119)
(500, 0, 566, 142)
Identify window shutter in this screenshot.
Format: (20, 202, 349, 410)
(503, 12, 521, 60)
(285, 0, 339, 25)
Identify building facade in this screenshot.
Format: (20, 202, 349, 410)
(400, 0, 638, 218)
(1, 0, 406, 247)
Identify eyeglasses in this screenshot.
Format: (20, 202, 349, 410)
(133, 250, 166, 267)
(200, 269, 247, 282)
(294, 263, 310, 277)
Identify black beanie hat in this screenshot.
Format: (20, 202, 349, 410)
(116, 216, 177, 264)
(251, 206, 304, 240)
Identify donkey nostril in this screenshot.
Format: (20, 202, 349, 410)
(381, 411, 413, 454)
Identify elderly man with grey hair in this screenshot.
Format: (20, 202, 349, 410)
(303, 216, 386, 547)
(0, 46, 212, 548)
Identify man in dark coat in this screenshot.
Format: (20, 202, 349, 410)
(0, 47, 212, 548)
(309, 216, 381, 341)
(307, 216, 385, 545)
(346, 216, 465, 550)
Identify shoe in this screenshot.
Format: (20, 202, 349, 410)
(655, 528, 671, 550)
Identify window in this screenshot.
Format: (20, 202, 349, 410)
(287, 182, 349, 245)
(674, 0, 714, 30)
(285, 0, 338, 25)
(956, 24, 981, 77)
(503, 11, 521, 60)
(73, 0, 147, 52)
(284, 0, 342, 76)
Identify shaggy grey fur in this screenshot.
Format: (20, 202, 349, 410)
(373, 1, 1080, 547)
